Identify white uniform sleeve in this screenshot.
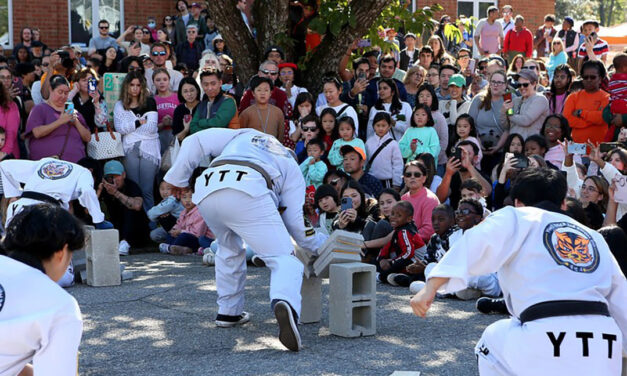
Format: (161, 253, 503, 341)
(428, 208, 520, 293)
(163, 128, 250, 188)
(32, 300, 83, 376)
(76, 169, 105, 224)
(562, 161, 583, 197)
(279, 162, 327, 255)
(606, 256, 627, 355)
(0, 159, 38, 198)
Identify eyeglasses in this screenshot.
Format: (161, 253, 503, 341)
(404, 172, 423, 178)
(458, 55, 470, 59)
(456, 208, 478, 216)
(280, 70, 293, 76)
(302, 126, 317, 132)
(521, 66, 537, 70)
(519, 82, 531, 88)
(582, 75, 598, 80)
(260, 69, 278, 75)
(165, 17, 173, 21)
(99, 26, 109, 30)
(42, 62, 49, 67)
(581, 184, 598, 193)
(490, 80, 505, 86)
(152, 51, 167, 56)
(143, 30, 151, 34)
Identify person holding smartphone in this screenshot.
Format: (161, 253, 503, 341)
(68, 67, 108, 132)
(332, 179, 371, 234)
(172, 77, 201, 142)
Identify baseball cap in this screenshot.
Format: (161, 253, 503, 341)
(563, 16, 575, 27)
(404, 32, 417, 40)
(340, 145, 366, 160)
(447, 74, 466, 88)
(104, 160, 125, 176)
(582, 19, 600, 28)
(515, 69, 538, 82)
(191, 2, 201, 7)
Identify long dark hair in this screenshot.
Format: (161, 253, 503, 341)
(319, 107, 339, 140)
(340, 179, 369, 218)
(0, 80, 10, 110)
(548, 64, 573, 112)
(374, 78, 403, 115)
(540, 114, 571, 142)
(410, 103, 435, 127)
(292, 92, 315, 121)
(177, 77, 201, 103)
(416, 83, 439, 111)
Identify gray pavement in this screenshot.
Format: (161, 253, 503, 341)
(70, 253, 505, 376)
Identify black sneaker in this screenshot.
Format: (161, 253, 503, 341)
(273, 300, 301, 351)
(388, 273, 412, 287)
(476, 297, 509, 315)
(215, 312, 251, 328)
(251, 255, 266, 267)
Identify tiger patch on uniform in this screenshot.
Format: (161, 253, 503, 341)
(37, 160, 73, 180)
(543, 222, 599, 273)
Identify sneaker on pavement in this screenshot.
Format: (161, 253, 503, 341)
(251, 255, 266, 267)
(273, 300, 301, 351)
(409, 280, 426, 294)
(202, 251, 215, 266)
(386, 273, 403, 286)
(158, 243, 170, 254)
(455, 288, 482, 301)
(215, 312, 250, 328)
(476, 297, 509, 315)
(119, 240, 131, 256)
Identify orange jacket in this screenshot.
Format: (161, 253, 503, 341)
(563, 90, 610, 144)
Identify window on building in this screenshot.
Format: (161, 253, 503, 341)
(69, 0, 123, 47)
(458, 0, 497, 19)
(0, 0, 11, 49)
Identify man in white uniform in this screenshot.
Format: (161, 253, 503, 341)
(164, 128, 326, 351)
(0, 158, 109, 228)
(411, 168, 627, 375)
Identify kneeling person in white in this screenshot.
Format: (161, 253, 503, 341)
(411, 168, 627, 375)
(164, 128, 326, 351)
(0, 205, 84, 376)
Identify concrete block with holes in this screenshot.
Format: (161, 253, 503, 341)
(328, 262, 376, 337)
(85, 228, 121, 287)
(312, 230, 364, 278)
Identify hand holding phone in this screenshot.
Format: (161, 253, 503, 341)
(567, 143, 587, 155)
(341, 197, 353, 212)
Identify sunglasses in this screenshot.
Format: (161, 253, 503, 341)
(302, 126, 317, 132)
(152, 51, 167, 56)
(143, 31, 151, 34)
(404, 172, 423, 178)
(456, 208, 477, 216)
(521, 66, 537, 70)
(99, 26, 109, 30)
(165, 18, 173, 21)
(519, 82, 531, 88)
(582, 75, 598, 80)
(458, 55, 470, 59)
(260, 69, 278, 75)
(42, 62, 49, 67)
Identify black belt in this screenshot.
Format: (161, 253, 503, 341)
(21, 191, 62, 206)
(210, 159, 273, 189)
(520, 300, 610, 324)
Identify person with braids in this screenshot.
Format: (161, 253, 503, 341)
(0, 205, 85, 376)
(544, 64, 573, 115)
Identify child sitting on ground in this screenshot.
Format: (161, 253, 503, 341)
(460, 178, 491, 217)
(376, 201, 426, 286)
(148, 180, 185, 242)
(159, 188, 214, 255)
(300, 138, 328, 189)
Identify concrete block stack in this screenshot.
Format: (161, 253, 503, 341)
(329, 262, 376, 337)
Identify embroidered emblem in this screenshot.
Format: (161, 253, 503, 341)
(37, 161, 73, 180)
(543, 222, 599, 273)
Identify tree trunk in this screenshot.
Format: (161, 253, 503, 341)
(253, 0, 291, 62)
(207, 0, 259, 85)
(607, 0, 615, 25)
(302, 0, 395, 94)
(599, 0, 606, 26)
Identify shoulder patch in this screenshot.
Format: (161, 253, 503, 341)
(305, 228, 315, 237)
(0, 283, 4, 312)
(542, 222, 599, 273)
(37, 160, 73, 180)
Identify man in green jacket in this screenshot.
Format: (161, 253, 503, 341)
(190, 69, 237, 134)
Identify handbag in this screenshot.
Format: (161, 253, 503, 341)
(87, 122, 125, 160)
(160, 136, 180, 172)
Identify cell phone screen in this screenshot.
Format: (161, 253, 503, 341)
(504, 93, 512, 102)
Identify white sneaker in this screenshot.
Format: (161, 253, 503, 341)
(202, 251, 215, 266)
(409, 281, 426, 294)
(158, 243, 170, 254)
(118, 240, 130, 256)
(251, 255, 266, 267)
(386, 273, 402, 286)
(455, 288, 482, 301)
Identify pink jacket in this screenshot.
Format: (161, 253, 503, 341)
(0, 101, 21, 158)
(401, 187, 440, 242)
(172, 205, 214, 238)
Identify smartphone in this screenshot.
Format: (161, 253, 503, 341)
(88, 77, 97, 93)
(590, 32, 597, 39)
(357, 71, 366, 81)
(184, 114, 192, 123)
(454, 147, 462, 161)
(64, 101, 74, 114)
(104, 176, 114, 184)
(513, 153, 528, 169)
(568, 143, 587, 155)
(503, 92, 512, 102)
(341, 197, 353, 211)
(600, 142, 624, 153)
(468, 59, 476, 73)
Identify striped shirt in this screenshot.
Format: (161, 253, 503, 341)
(608, 72, 627, 114)
(577, 38, 609, 59)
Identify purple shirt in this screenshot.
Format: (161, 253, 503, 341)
(154, 93, 180, 130)
(25, 103, 88, 163)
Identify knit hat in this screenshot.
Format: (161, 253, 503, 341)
(314, 184, 339, 205)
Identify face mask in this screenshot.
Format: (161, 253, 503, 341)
(148, 22, 156, 28)
(221, 83, 233, 92)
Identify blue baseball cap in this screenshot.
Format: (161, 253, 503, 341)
(103, 160, 125, 176)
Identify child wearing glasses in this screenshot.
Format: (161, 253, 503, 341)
(376, 201, 426, 286)
(299, 138, 327, 189)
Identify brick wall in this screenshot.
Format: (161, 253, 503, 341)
(502, 0, 555, 34)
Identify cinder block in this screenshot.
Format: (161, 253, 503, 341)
(329, 262, 376, 302)
(85, 228, 121, 287)
(313, 252, 362, 278)
(389, 372, 421, 376)
(300, 276, 322, 324)
(329, 299, 376, 338)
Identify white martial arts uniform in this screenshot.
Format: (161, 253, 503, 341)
(428, 206, 627, 375)
(164, 128, 327, 317)
(0, 255, 83, 376)
(0, 158, 105, 227)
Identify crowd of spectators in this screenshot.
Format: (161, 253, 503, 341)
(0, 1, 625, 284)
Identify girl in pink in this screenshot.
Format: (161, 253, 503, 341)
(159, 188, 214, 255)
(401, 161, 440, 242)
(0, 80, 20, 158)
(153, 68, 180, 155)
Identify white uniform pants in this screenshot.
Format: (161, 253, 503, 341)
(197, 189, 303, 317)
(476, 315, 622, 375)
